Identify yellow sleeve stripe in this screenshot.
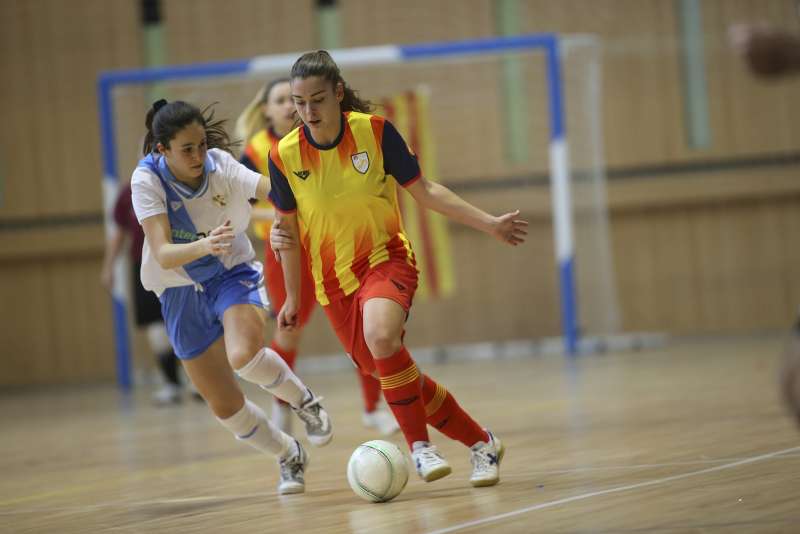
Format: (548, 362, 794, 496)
(379, 364, 420, 390)
(424, 383, 448, 417)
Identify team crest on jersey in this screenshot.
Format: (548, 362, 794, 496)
(170, 200, 183, 212)
(351, 151, 370, 174)
(212, 194, 227, 207)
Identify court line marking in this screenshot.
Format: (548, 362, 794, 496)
(425, 446, 800, 534)
(500, 453, 800, 477)
(1, 447, 798, 517)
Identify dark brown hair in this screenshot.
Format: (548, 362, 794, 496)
(142, 100, 236, 156)
(290, 50, 373, 113)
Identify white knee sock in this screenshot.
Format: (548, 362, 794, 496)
(218, 399, 292, 457)
(236, 348, 308, 407)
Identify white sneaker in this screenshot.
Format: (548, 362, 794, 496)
(272, 398, 293, 434)
(412, 442, 452, 482)
(277, 439, 309, 495)
(151, 384, 181, 406)
(362, 405, 400, 436)
(292, 389, 333, 446)
(469, 430, 504, 487)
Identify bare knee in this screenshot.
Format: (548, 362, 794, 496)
(228, 343, 262, 371)
(364, 326, 401, 358)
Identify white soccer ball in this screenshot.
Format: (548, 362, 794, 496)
(347, 440, 409, 503)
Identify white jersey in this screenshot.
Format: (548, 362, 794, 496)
(131, 148, 262, 296)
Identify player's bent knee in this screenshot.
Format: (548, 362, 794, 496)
(235, 347, 286, 386)
(228, 345, 262, 371)
(365, 329, 401, 358)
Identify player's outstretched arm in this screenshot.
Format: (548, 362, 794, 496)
(141, 213, 234, 270)
(405, 177, 528, 246)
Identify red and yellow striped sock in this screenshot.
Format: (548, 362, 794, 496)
(374, 347, 429, 448)
(357, 372, 381, 413)
(270, 341, 297, 407)
(421, 374, 489, 448)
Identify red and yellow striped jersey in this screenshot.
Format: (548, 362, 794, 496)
(240, 128, 281, 239)
(268, 111, 421, 305)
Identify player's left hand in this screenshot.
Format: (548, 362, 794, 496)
(490, 210, 528, 246)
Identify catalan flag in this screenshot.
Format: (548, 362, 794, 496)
(381, 89, 456, 300)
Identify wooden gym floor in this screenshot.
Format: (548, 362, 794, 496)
(1, 336, 799, 533)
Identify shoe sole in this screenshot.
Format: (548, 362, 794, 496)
(278, 483, 305, 495)
(421, 464, 452, 482)
(470, 439, 505, 488)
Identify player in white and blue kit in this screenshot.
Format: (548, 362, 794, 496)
(131, 99, 332, 495)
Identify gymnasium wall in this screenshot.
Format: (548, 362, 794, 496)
(1, 0, 799, 386)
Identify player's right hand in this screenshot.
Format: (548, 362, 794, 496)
(202, 220, 234, 256)
(278, 299, 299, 331)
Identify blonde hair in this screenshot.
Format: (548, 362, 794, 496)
(235, 78, 290, 143)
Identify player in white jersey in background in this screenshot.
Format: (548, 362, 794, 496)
(131, 99, 332, 495)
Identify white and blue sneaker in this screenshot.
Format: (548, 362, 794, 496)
(412, 441, 452, 482)
(469, 430, 504, 487)
(277, 439, 309, 495)
(292, 389, 333, 446)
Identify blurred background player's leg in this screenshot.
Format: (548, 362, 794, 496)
(134, 257, 186, 405)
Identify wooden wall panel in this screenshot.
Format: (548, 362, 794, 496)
(701, 0, 800, 159)
(512, 0, 686, 167)
(163, 0, 315, 63)
(0, 0, 142, 220)
(0, 263, 52, 385)
(0, 251, 115, 387)
(611, 193, 800, 336)
(338, 0, 494, 47)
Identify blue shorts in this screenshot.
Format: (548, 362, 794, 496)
(159, 262, 268, 359)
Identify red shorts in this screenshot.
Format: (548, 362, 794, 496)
(264, 238, 317, 328)
(323, 259, 418, 375)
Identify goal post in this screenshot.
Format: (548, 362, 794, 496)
(98, 33, 611, 389)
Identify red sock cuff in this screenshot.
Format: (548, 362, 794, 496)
(374, 346, 414, 377)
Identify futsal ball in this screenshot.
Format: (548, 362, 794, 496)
(347, 440, 409, 503)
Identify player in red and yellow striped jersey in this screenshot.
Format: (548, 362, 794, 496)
(237, 78, 397, 436)
(269, 51, 528, 488)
